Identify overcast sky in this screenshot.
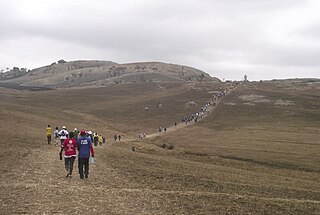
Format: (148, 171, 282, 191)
(0, 0, 319, 80)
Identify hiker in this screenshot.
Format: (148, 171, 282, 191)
(102, 136, 106, 143)
(77, 130, 94, 179)
(59, 126, 69, 147)
(118, 135, 121, 141)
(73, 128, 79, 139)
(98, 134, 103, 146)
(93, 133, 99, 146)
(87, 131, 93, 142)
(59, 131, 77, 178)
(138, 133, 146, 139)
(46, 125, 52, 144)
(114, 134, 117, 141)
(164, 128, 167, 132)
(174, 122, 177, 127)
(54, 127, 59, 146)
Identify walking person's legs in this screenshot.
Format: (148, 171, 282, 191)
(84, 158, 89, 178)
(47, 135, 51, 144)
(69, 157, 75, 176)
(78, 158, 84, 179)
(65, 157, 71, 177)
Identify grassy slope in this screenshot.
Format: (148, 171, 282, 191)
(152, 82, 320, 213)
(0, 82, 319, 214)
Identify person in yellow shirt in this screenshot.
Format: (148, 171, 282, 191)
(98, 134, 103, 146)
(46, 125, 52, 144)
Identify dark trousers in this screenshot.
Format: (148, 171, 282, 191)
(94, 137, 98, 146)
(78, 158, 89, 177)
(47, 135, 51, 144)
(65, 157, 76, 175)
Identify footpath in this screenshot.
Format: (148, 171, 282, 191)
(145, 86, 236, 139)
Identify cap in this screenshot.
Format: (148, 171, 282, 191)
(62, 126, 66, 129)
(80, 130, 86, 136)
(74, 128, 77, 131)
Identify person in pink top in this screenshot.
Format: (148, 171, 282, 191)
(59, 132, 77, 178)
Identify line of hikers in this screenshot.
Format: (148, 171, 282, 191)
(46, 125, 106, 147)
(181, 100, 212, 125)
(181, 88, 232, 124)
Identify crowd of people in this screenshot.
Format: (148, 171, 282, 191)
(138, 133, 146, 139)
(45, 125, 106, 179)
(46, 125, 106, 147)
(135, 87, 234, 138)
(181, 101, 212, 124)
(44, 85, 236, 179)
(181, 88, 231, 124)
(46, 125, 126, 179)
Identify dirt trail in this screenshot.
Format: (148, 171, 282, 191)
(1, 87, 236, 214)
(2, 85, 320, 214)
(145, 88, 235, 139)
(0, 142, 142, 214)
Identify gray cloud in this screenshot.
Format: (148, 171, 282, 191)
(0, 0, 319, 80)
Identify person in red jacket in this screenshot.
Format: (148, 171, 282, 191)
(59, 132, 77, 178)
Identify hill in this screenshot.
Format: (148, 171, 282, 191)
(0, 81, 319, 214)
(0, 60, 219, 88)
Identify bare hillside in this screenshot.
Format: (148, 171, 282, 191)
(0, 60, 219, 88)
(1, 81, 319, 214)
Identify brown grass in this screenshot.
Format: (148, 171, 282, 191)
(0, 81, 319, 214)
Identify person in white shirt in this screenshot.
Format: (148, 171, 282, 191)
(58, 126, 69, 147)
(54, 127, 59, 146)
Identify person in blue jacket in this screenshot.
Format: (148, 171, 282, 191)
(77, 130, 94, 179)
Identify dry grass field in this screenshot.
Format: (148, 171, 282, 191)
(0, 81, 319, 214)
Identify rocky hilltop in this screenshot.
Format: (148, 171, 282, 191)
(0, 60, 220, 88)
